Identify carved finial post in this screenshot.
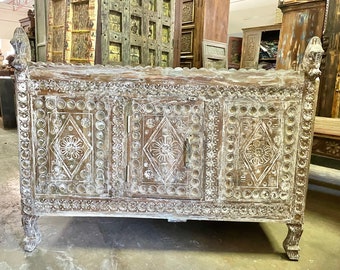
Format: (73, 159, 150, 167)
(301, 36, 324, 80)
(10, 27, 31, 71)
(282, 36, 324, 261)
(10, 27, 40, 251)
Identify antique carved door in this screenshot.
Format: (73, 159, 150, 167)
(47, 0, 98, 64)
(127, 98, 205, 200)
(47, 0, 67, 63)
(101, 0, 175, 67)
(180, 0, 204, 68)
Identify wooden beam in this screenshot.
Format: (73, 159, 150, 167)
(314, 116, 340, 138)
(309, 164, 340, 188)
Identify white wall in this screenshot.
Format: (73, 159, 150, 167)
(228, 0, 280, 37)
(0, 3, 32, 56)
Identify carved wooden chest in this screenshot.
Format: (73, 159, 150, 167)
(11, 28, 323, 260)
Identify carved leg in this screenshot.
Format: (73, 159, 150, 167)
(283, 223, 303, 261)
(22, 214, 41, 252)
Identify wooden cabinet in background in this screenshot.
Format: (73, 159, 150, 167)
(277, 0, 325, 70)
(240, 24, 281, 69)
(317, 0, 340, 118)
(45, 0, 230, 68)
(47, 0, 176, 67)
(179, 0, 230, 69)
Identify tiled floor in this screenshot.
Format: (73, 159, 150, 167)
(1, 127, 339, 270)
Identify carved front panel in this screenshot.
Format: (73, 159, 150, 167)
(127, 98, 204, 199)
(220, 100, 301, 203)
(32, 95, 112, 198)
(69, 1, 92, 63)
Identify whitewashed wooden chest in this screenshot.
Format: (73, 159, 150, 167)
(11, 28, 323, 260)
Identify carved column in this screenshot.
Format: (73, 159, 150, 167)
(11, 27, 41, 252)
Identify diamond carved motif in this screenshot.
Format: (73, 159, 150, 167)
(50, 115, 92, 179)
(241, 121, 279, 187)
(143, 117, 184, 184)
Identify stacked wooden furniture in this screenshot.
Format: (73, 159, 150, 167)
(11, 27, 324, 261)
(45, 0, 230, 68)
(240, 0, 326, 71)
(277, 0, 340, 171)
(310, 116, 340, 188)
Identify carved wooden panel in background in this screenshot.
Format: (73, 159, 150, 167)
(47, 0, 66, 63)
(101, 0, 175, 67)
(47, 0, 97, 64)
(180, 0, 196, 68)
(240, 31, 261, 69)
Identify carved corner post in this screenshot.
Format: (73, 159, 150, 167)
(283, 36, 324, 261)
(10, 27, 41, 252)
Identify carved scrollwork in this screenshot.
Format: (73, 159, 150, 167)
(283, 223, 303, 261)
(22, 214, 41, 252)
(10, 27, 31, 71)
(33, 197, 291, 221)
(302, 36, 324, 79)
(293, 37, 323, 224)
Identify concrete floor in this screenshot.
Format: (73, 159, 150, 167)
(0, 127, 339, 270)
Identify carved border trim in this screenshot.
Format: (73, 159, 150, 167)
(34, 197, 291, 221)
